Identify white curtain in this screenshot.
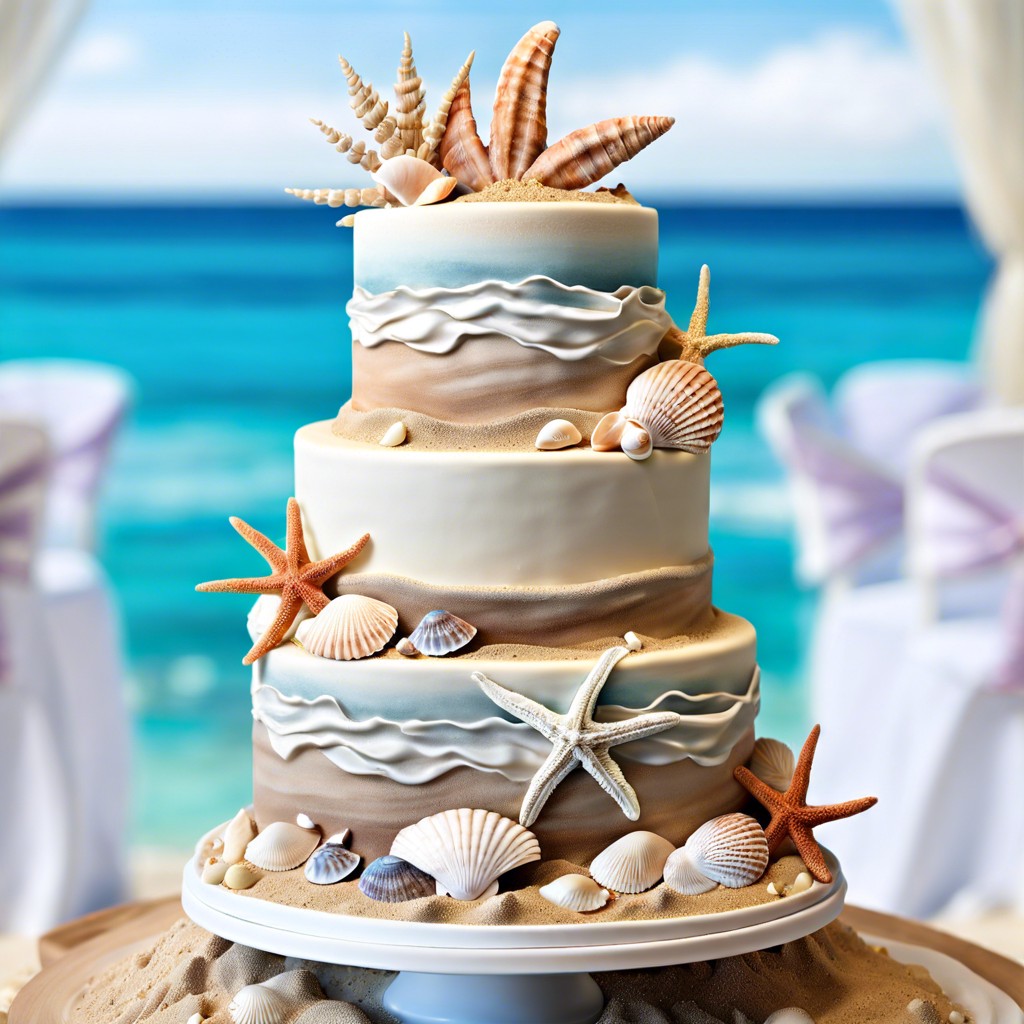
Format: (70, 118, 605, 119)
(898, 0, 1024, 406)
(0, 0, 89, 159)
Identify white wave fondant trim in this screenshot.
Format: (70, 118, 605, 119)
(347, 275, 674, 363)
(251, 668, 759, 784)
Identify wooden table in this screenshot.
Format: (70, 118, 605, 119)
(10, 900, 1024, 1022)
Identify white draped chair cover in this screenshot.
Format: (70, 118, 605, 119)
(898, 0, 1024, 404)
(0, 419, 77, 933)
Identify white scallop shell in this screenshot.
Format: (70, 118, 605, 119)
(305, 842, 360, 885)
(620, 420, 653, 462)
(749, 737, 796, 791)
(539, 874, 610, 912)
(622, 360, 724, 454)
(296, 594, 399, 661)
(228, 982, 292, 1024)
(590, 410, 627, 451)
(245, 817, 320, 871)
(662, 847, 716, 896)
(665, 813, 769, 894)
(408, 609, 477, 657)
(371, 154, 442, 206)
(535, 418, 582, 451)
(391, 808, 541, 901)
(247, 595, 309, 645)
(379, 421, 407, 447)
(222, 808, 257, 865)
(589, 831, 674, 893)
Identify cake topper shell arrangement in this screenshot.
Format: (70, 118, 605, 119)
(593, 265, 779, 460)
(390, 807, 541, 900)
(287, 22, 676, 221)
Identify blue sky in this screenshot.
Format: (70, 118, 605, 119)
(0, 0, 961, 199)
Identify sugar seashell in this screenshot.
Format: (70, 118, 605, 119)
(422, 50, 475, 164)
(622, 361, 724, 455)
(372, 155, 441, 207)
(764, 1011, 815, 1024)
(245, 818, 320, 872)
(228, 982, 292, 1024)
(590, 410, 628, 452)
(624, 631, 642, 651)
(789, 871, 813, 895)
(671, 813, 769, 891)
(589, 831, 675, 893)
(489, 22, 560, 181)
(539, 874, 610, 913)
(222, 808, 257, 866)
(187, 1014, 204, 1024)
(394, 33, 426, 154)
(358, 855, 435, 902)
(438, 878, 499, 900)
(396, 636, 418, 657)
(305, 842, 360, 885)
(202, 858, 229, 886)
(536, 418, 582, 451)
(413, 176, 461, 206)
(662, 847, 717, 896)
(439, 75, 494, 192)
(379, 421, 407, 447)
(296, 812, 316, 831)
(285, 186, 387, 210)
(224, 863, 259, 890)
(767, 881, 782, 896)
(247, 595, 309, 646)
(523, 115, 675, 191)
(620, 420, 653, 461)
(391, 808, 541, 901)
(297, 595, 399, 661)
(749, 737, 796, 792)
(408, 609, 477, 656)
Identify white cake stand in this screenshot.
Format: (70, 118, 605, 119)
(183, 844, 848, 1024)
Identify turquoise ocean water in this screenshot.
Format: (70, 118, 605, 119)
(0, 202, 990, 846)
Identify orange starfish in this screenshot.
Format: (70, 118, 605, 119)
(196, 497, 369, 665)
(734, 725, 877, 883)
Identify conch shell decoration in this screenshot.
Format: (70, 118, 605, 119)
(593, 265, 779, 460)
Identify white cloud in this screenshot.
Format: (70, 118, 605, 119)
(63, 31, 143, 79)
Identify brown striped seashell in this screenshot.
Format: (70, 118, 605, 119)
(439, 75, 494, 192)
(589, 831, 674, 893)
(590, 410, 628, 451)
(749, 737, 796, 792)
(394, 32, 426, 154)
(422, 51, 475, 166)
(523, 115, 675, 191)
(297, 594, 399, 661)
(664, 813, 769, 894)
(622, 360, 724, 454)
(620, 420, 653, 461)
(372, 154, 442, 207)
(489, 21, 560, 181)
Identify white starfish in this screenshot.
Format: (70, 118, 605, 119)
(472, 644, 681, 827)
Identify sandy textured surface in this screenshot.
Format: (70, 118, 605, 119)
(453, 179, 638, 204)
(69, 918, 967, 1024)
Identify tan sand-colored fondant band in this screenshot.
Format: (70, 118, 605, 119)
(252, 722, 755, 864)
(325, 558, 714, 647)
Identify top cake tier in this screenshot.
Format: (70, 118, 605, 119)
(347, 201, 669, 423)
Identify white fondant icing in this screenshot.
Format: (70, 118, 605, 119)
(347, 277, 673, 363)
(294, 420, 710, 586)
(250, 667, 759, 784)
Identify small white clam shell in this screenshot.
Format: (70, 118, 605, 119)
(379, 421, 407, 447)
(788, 871, 813, 895)
(371, 154, 442, 206)
(539, 874, 610, 913)
(187, 1014, 205, 1024)
(391, 808, 541, 901)
(305, 843, 360, 885)
(297, 594, 399, 661)
(222, 808, 257, 866)
(224, 863, 259, 890)
(201, 858, 229, 885)
(396, 636, 418, 657)
(672, 813, 769, 890)
(662, 847, 716, 896)
(535, 418, 582, 451)
(622, 360, 724, 454)
(590, 410, 627, 451)
(620, 420, 653, 461)
(228, 982, 292, 1024)
(408, 609, 477, 656)
(589, 831, 674, 893)
(245, 818, 320, 872)
(749, 737, 796, 791)
(247, 595, 309, 645)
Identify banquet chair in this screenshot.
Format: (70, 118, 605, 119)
(0, 419, 77, 934)
(0, 360, 131, 551)
(824, 409, 1024, 916)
